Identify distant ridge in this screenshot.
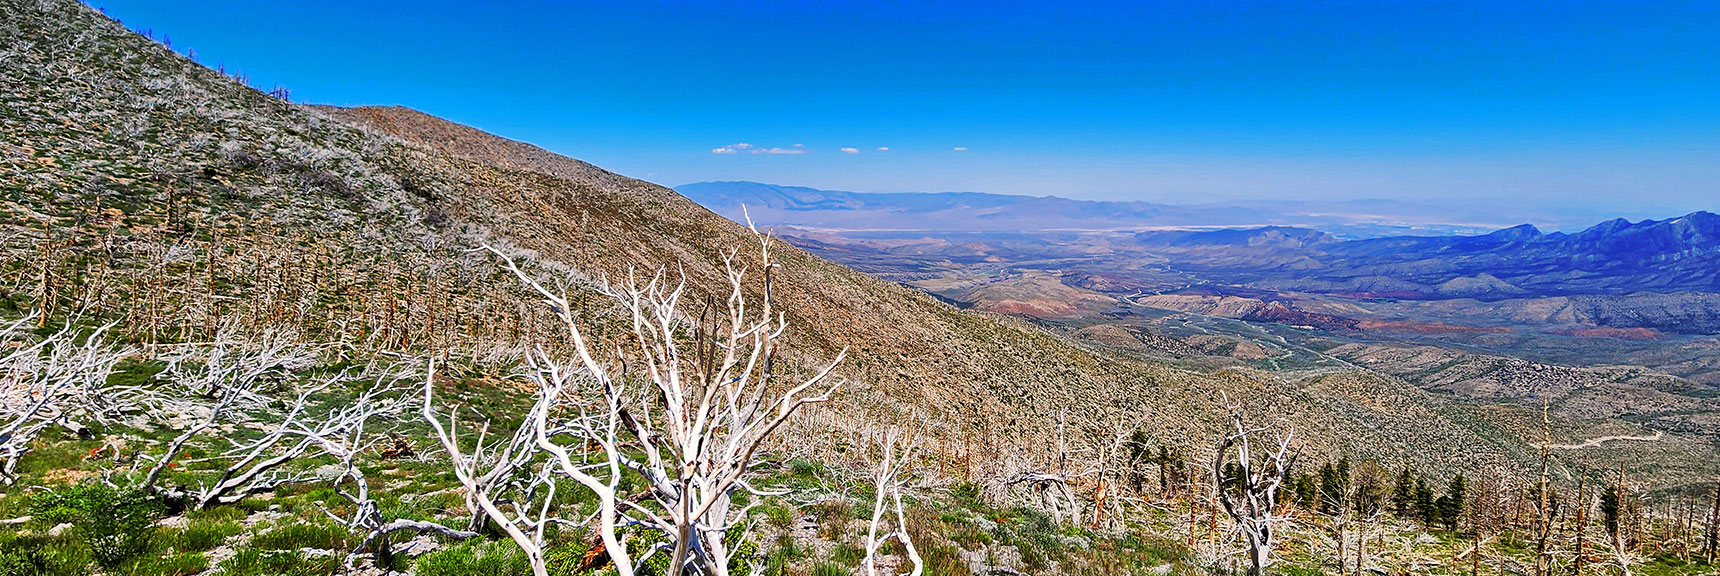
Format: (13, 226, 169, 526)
(1137, 211, 1720, 299)
(678, 181, 1558, 237)
(676, 180, 1262, 231)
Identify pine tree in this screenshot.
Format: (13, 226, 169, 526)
(1393, 468, 1416, 518)
(1295, 472, 1319, 510)
(1415, 478, 1439, 527)
(1155, 446, 1185, 497)
(1439, 474, 1467, 531)
(1601, 483, 1622, 537)
(1125, 429, 1151, 493)
(1319, 458, 1353, 516)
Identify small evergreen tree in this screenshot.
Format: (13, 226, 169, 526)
(1124, 429, 1152, 493)
(1601, 484, 1621, 537)
(1319, 458, 1352, 516)
(1414, 478, 1438, 527)
(1155, 445, 1186, 496)
(1438, 474, 1466, 531)
(1294, 472, 1319, 510)
(1393, 468, 1416, 518)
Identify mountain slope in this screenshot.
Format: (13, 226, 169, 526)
(4, 0, 1708, 485)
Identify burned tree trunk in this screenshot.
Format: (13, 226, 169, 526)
(1212, 394, 1297, 576)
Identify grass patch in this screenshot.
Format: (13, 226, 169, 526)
(215, 549, 342, 576)
(412, 540, 531, 576)
(170, 520, 241, 552)
(249, 522, 348, 551)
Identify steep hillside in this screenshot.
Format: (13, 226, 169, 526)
(3, 0, 1708, 487)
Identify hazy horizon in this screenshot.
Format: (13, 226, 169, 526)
(675, 179, 1705, 234)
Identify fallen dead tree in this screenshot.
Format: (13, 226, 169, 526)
(0, 315, 132, 483)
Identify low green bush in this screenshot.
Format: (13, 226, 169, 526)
(27, 483, 163, 568)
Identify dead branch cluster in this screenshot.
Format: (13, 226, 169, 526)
(422, 227, 924, 576)
(0, 314, 133, 483)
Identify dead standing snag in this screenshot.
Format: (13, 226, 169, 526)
(1212, 394, 1298, 576)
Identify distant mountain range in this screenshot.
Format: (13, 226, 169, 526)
(1138, 211, 1720, 298)
(677, 180, 1267, 230)
(676, 180, 1640, 238)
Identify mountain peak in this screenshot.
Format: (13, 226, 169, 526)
(1482, 223, 1542, 242)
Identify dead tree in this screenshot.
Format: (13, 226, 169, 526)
(463, 225, 846, 576)
(1603, 469, 1641, 576)
(139, 329, 319, 508)
(423, 364, 566, 576)
(1212, 395, 1298, 576)
(185, 374, 345, 509)
(1705, 479, 1719, 564)
(160, 325, 317, 398)
(863, 428, 923, 576)
(1465, 467, 1510, 576)
(0, 316, 131, 483)
(1006, 472, 1081, 526)
(1534, 403, 1556, 576)
(1574, 474, 1588, 576)
(313, 369, 478, 570)
(144, 339, 400, 512)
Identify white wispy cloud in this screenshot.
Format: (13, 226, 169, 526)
(876, 146, 890, 151)
(953, 146, 968, 151)
(840, 147, 860, 154)
(711, 142, 807, 155)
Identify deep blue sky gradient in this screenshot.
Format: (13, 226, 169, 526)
(90, 0, 1720, 216)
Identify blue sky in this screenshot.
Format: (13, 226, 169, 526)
(93, 0, 1719, 216)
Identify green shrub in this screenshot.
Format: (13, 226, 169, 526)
(543, 543, 592, 576)
(0, 543, 49, 576)
(950, 481, 982, 505)
(761, 505, 795, 531)
(788, 459, 823, 479)
(27, 483, 163, 568)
